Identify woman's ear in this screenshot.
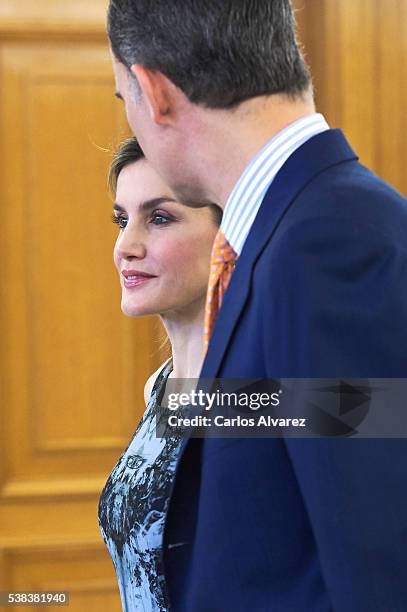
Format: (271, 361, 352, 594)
(130, 65, 176, 125)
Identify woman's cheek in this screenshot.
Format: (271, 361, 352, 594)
(160, 229, 215, 281)
(165, 238, 199, 265)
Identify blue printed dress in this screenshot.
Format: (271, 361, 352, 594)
(98, 361, 180, 611)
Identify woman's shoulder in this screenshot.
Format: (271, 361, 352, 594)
(144, 358, 172, 406)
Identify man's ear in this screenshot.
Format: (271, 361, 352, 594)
(130, 64, 175, 125)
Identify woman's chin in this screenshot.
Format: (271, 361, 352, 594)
(120, 299, 157, 318)
(121, 301, 146, 317)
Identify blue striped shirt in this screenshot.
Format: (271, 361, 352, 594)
(222, 113, 330, 255)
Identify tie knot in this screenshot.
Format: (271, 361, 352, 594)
(213, 228, 237, 265)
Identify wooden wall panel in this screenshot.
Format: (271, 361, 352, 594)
(298, 0, 407, 196)
(0, 40, 162, 484)
(0, 0, 106, 38)
(375, 0, 407, 189)
(0, 2, 162, 609)
(5, 545, 120, 611)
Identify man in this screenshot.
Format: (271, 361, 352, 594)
(107, 1, 407, 610)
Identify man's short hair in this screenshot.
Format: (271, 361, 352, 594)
(107, 0, 311, 109)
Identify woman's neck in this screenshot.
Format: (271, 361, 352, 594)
(160, 300, 206, 379)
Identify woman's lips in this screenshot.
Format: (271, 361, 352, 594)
(123, 275, 154, 288)
(121, 270, 156, 289)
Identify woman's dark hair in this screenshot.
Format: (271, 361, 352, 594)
(108, 137, 145, 196)
(107, 0, 311, 109)
(109, 137, 222, 225)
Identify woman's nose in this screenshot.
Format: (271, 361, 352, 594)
(115, 230, 147, 260)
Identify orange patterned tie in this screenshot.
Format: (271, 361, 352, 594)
(204, 228, 238, 351)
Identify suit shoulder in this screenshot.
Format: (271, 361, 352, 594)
(295, 161, 407, 237)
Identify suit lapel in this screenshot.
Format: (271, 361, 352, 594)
(201, 129, 358, 378)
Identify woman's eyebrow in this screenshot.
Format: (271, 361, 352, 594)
(113, 197, 177, 213)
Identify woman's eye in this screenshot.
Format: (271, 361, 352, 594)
(111, 213, 128, 229)
(151, 213, 172, 226)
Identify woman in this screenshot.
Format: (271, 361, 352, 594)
(98, 137, 221, 612)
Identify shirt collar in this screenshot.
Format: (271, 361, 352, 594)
(221, 113, 330, 255)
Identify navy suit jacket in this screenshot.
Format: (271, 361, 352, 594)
(162, 130, 407, 611)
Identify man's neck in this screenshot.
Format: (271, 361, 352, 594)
(196, 91, 316, 208)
